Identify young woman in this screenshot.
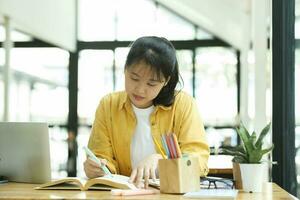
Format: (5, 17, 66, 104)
(84, 36, 209, 188)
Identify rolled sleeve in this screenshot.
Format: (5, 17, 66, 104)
(88, 98, 119, 174)
(176, 94, 210, 176)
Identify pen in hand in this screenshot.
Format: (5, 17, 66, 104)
(83, 146, 112, 177)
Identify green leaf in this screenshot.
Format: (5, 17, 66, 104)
(224, 122, 274, 164)
(248, 149, 263, 163)
(248, 144, 274, 163)
(232, 156, 248, 163)
(240, 123, 251, 138)
(260, 144, 274, 156)
(221, 148, 247, 159)
(221, 145, 245, 153)
(237, 125, 255, 154)
(249, 131, 257, 146)
(234, 145, 246, 154)
(255, 122, 271, 148)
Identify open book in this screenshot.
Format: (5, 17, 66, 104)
(35, 174, 137, 191)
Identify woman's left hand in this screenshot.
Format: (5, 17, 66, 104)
(129, 154, 162, 188)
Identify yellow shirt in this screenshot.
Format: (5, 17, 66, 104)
(88, 91, 210, 176)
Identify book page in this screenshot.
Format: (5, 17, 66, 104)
(85, 174, 137, 190)
(102, 174, 131, 182)
(105, 175, 160, 188)
(35, 178, 85, 190)
(36, 175, 158, 191)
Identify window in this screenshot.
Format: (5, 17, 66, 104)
(115, 47, 129, 91)
(196, 28, 213, 40)
(176, 50, 193, 95)
(206, 127, 237, 149)
(195, 47, 237, 126)
(2, 48, 69, 123)
(0, 47, 69, 177)
(0, 25, 32, 42)
(49, 127, 69, 178)
(78, 0, 201, 41)
(78, 50, 114, 124)
(116, 0, 156, 40)
(77, 126, 91, 178)
(247, 50, 272, 122)
(156, 6, 195, 40)
(78, 0, 116, 41)
(295, 3, 300, 39)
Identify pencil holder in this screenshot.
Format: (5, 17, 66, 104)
(158, 156, 200, 194)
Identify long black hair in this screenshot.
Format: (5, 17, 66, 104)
(125, 36, 182, 106)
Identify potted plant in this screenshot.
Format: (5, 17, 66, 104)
(221, 122, 274, 192)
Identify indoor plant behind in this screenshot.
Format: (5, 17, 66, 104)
(222, 122, 274, 192)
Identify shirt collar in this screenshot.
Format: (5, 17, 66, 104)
(118, 92, 172, 111)
(118, 93, 129, 111)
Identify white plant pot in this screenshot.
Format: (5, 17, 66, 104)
(239, 163, 265, 192)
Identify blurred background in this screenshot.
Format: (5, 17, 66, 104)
(0, 0, 299, 197)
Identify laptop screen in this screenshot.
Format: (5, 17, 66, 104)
(0, 122, 51, 183)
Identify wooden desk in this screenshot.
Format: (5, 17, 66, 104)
(0, 182, 297, 200)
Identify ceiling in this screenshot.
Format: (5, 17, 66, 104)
(156, 0, 270, 50)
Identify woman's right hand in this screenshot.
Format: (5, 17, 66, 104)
(83, 157, 107, 178)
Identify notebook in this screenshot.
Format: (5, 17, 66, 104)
(35, 174, 137, 191)
(183, 189, 238, 199)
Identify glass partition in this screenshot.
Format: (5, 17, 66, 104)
(78, 50, 114, 125)
(115, 47, 129, 91)
(177, 50, 193, 95)
(0, 47, 69, 177)
(4, 48, 69, 123)
(195, 47, 237, 127)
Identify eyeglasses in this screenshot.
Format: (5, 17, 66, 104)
(201, 176, 235, 189)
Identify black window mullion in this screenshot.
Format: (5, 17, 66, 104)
(272, 0, 296, 195)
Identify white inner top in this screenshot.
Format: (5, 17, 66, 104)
(130, 104, 156, 169)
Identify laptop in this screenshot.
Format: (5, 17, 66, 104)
(0, 122, 51, 183)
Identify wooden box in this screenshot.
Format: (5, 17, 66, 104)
(158, 156, 200, 194)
